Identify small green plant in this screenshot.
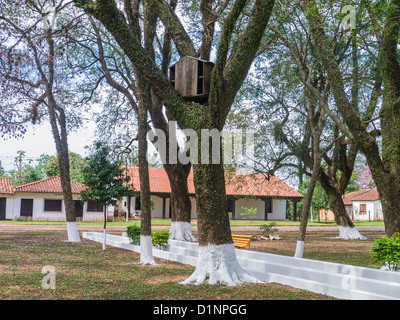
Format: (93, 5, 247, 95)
(126, 226, 170, 248)
(260, 222, 278, 236)
(371, 233, 400, 271)
(151, 230, 170, 248)
(126, 225, 141, 245)
(240, 206, 258, 220)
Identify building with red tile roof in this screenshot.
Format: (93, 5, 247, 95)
(121, 167, 302, 220)
(0, 177, 106, 221)
(124, 166, 303, 199)
(342, 189, 382, 221)
(1, 167, 302, 221)
(14, 176, 86, 194)
(0, 177, 14, 220)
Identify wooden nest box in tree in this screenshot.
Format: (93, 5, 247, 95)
(169, 56, 214, 103)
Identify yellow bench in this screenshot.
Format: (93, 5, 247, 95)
(232, 235, 252, 249)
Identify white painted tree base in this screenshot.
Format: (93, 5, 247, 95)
(169, 222, 197, 242)
(181, 243, 262, 286)
(67, 222, 81, 242)
(294, 240, 304, 258)
(337, 226, 367, 240)
(103, 229, 106, 250)
(140, 235, 157, 265)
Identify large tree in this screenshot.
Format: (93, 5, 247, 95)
(304, 0, 400, 236)
(76, 10, 195, 241)
(73, 0, 275, 285)
(0, 1, 96, 241)
(81, 141, 131, 250)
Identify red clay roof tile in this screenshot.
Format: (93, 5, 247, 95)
(14, 177, 86, 194)
(125, 167, 302, 198)
(0, 177, 14, 195)
(342, 189, 379, 205)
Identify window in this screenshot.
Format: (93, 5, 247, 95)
(44, 199, 62, 212)
(135, 197, 141, 211)
(359, 204, 367, 214)
(87, 201, 103, 212)
(227, 199, 234, 212)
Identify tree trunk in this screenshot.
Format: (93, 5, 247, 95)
(148, 102, 195, 241)
(294, 162, 320, 258)
(48, 103, 80, 242)
(138, 85, 155, 265)
(103, 206, 107, 250)
(164, 163, 195, 241)
(181, 162, 258, 285)
(318, 171, 367, 240)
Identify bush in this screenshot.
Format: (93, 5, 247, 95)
(260, 222, 278, 236)
(126, 225, 141, 245)
(240, 206, 258, 220)
(126, 226, 170, 248)
(371, 233, 400, 271)
(151, 230, 170, 248)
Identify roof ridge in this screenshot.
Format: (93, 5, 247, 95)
(14, 176, 59, 190)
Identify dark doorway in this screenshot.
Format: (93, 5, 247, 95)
(74, 200, 83, 218)
(20, 199, 33, 217)
(0, 198, 6, 220)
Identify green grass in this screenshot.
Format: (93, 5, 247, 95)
(0, 230, 335, 300)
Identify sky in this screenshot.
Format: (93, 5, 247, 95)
(0, 121, 97, 171)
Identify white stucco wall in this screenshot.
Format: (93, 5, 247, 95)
(122, 196, 171, 219)
(6, 193, 108, 221)
(352, 200, 382, 221)
(119, 195, 287, 221)
(4, 196, 15, 220)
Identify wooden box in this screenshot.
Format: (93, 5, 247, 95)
(169, 56, 214, 103)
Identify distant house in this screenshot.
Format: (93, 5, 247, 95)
(0, 177, 14, 220)
(0, 177, 111, 221)
(117, 167, 303, 220)
(342, 189, 382, 221)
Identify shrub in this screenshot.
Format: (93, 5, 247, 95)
(371, 233, 400, 271)
(126, 225, 141, 245)
(151, 230, 170, 248)
(126, 226, 170, 248)
(260, 222, 278, 236)
(240, 206, 258, 220)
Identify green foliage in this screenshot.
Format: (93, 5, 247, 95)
(80, 141, 132, 207)
(126, 225, 141, 245)
(260, 222, 278, 236)
(371, 233, 400, 271)
(298, 179, 329, 213)
(126, 226, 170, 248)
(6, 151, 48, 186)
(151, 230, 170, 248)
(240, 206, 258, 220)
(45, 152, 87, 183)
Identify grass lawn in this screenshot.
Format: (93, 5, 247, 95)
(0, 230, 338, 300)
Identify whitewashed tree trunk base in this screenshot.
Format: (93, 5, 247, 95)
(181, 243, 262, 286)
(103, 229, 106, 250)
(336, 226, 367, 240)
(140, 235, 157, 265)
(169, 222, 197, 242)
(294, 240, 304, 258)
(67, 221, 81, 242)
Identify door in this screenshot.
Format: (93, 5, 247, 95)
(0, 198, 6, 220)
(20, 199, 33, 217)
(74, 200, 83, 218)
